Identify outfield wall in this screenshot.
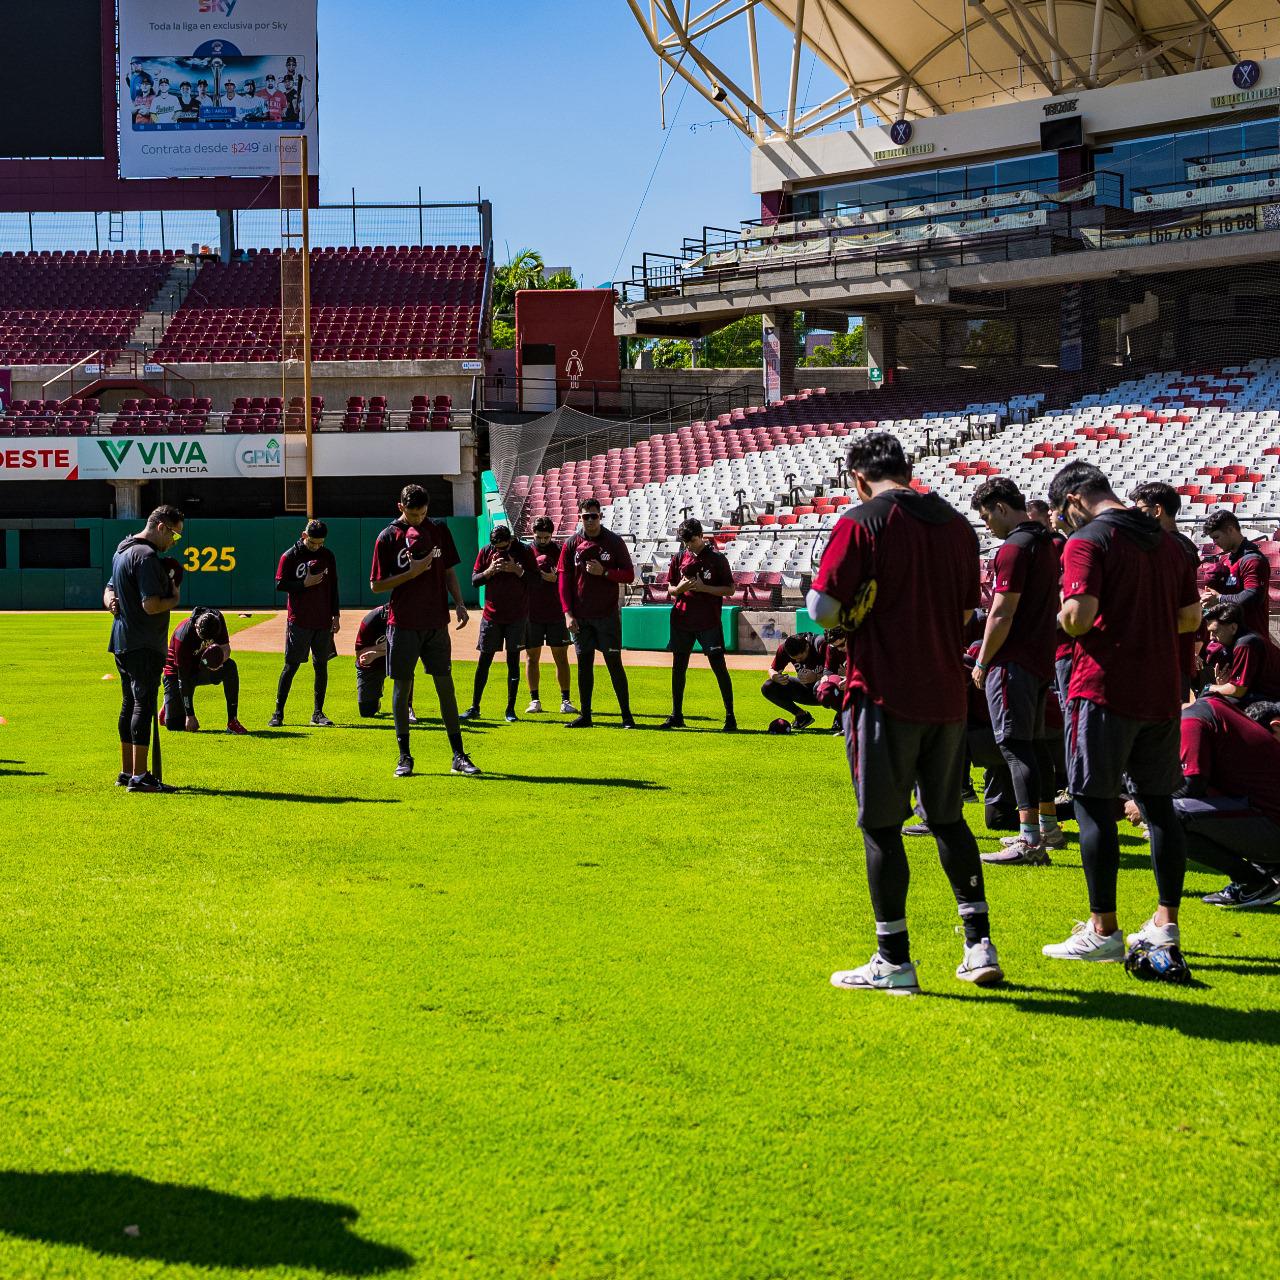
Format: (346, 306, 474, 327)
(0, 517, 481, 611)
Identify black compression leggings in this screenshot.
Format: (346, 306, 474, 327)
(998, 737, 1058, 811)
(119, 679, 158, 746)
(472, 649, 521, 712)
(1075, 793, 1186, 914)
(863, 819, 989, 930)
(671, 651, 735, 717)
(276, 658, 327, 714)
(578, 650, 631, 718)
(394, 674, 463, 757)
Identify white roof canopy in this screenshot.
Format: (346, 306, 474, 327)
(625, 0, 1277, 140)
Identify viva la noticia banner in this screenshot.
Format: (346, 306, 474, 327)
(117, 0, 319, 179)
(0, 435, 283, 481)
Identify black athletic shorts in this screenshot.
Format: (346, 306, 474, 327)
(387, 625, 451, 681)
(525, 617, 570, 648)
(1055, 655, 1073, 715)
(669, 623, 724, 656)
(984, 660, 1049, 744)
(284, 621, 338, 667)
(1065, 698, 1182, 798)
(356, 664, 387, 715)
(845, 692, 967, 829)
(573, 615, 622, 656)
(477, 617, 526, 654)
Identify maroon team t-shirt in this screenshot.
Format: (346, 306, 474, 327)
(669, 545, 733, 633)
(163, 609, 230, 677)
(474, 541, 539, 623)
(557, 527, 635, 620)
(1061, 510, 1198, 720)
(813, 489, 980, 724)
(1226, 631, 1280, 698)
(1215, 540, 1272, 637)
(989, 521, 1059, 681)
(527, 538, 564, 624)
(1181, 697, 1280, 826)
(370, 518, 460, 629)
(276, 542, 340, 630)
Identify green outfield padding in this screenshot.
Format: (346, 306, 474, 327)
(6, 516, 482, 611)
(620, 605, 740, 652)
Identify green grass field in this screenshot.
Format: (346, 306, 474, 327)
(0, 614, 1276, 1279)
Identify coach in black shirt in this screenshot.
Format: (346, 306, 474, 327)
(106, 505, 184, 792)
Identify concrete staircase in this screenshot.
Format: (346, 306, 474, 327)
(110, 257, 199, 373)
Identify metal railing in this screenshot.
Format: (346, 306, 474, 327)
(477, 373, 764, 424)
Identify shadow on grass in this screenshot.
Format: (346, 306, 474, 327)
(245, 730, 311, 740)
(0, 1169, 412, 1275)
(179, 786, 398, 805)
(474, 772, 666, 790)
(0, 767, 44, 777)
(950, 983, 1280, 1044)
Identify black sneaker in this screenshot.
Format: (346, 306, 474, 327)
(658, 715, 685, 730)
(722, 716, 738, 733)
(565, 715, 593, 729)
(793, 710, 815, 731)
(395, 754, 414, 778)
(268, 712, 284, 728)
(127, 772, 176, 794)
(451, 752, 481, 776)
(619, 716, 637, 730)
(829, 718, 843, 735)
(116, 771, 131, 787)
(459, 706, 481, 721)
(902, 822, 931, 837)
(960, 787, 979, 803)
(1204, 877, 1280, 908)
(311, 712, 334, 728)
(504, 710, 518, 723)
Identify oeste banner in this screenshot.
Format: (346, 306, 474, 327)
(0, 433, 463, 480)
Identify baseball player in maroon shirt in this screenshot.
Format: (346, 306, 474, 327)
(271, 519, 340, 727)
(557, 496, 636, 729)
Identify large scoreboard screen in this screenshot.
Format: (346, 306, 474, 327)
(0, 0, 104, 158)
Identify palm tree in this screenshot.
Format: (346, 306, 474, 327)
(492, 248, 547, 315)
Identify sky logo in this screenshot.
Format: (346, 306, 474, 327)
(199, 0, 238, 16)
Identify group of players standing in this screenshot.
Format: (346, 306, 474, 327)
(106, 450, 1279, 992)
(807, 432, 1280, 994)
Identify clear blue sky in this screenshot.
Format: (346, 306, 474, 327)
(315, 2, 767, 285)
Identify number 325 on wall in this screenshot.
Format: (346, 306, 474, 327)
(182, 546, 237, 572)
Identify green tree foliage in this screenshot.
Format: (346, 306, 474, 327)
(489, 251, 580, 349)
(799, 324, 866, 368)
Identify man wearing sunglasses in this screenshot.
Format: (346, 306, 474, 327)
(663, 517, 736, 731)
(105, 504, 185, 792)
(558, 496, 636, 728)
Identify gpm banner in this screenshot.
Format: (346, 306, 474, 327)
(117, 0, 319, 178)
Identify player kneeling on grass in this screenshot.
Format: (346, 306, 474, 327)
(354, 603, 416, 721)
(370, 483, 478, 778)
(1200, 600, 1280, 706)
(662, 518, 737, 732)
(523, 517, 576, 715)
(761, 634, 824, 731)
(161, 607, 246, 735)
(1158, 696, 1280, 910)
(105, 505, 184, 793)
(1043, 461, 1201, 972)
(272, 519, 340, 728)
(808, 433, 1001, 993)
(969, 477, 1064, 865)
(463, 525, 538, 723)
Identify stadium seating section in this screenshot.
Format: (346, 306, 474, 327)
(518, 361, 1280, 607)
(0, 250, 176, 366)
(154, 246, 484, 362)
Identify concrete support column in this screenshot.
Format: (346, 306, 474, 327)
(111, 479, 146, 520)
(218, 209, 235, 263)
(448, 433, 479, 516)
(762, 311, 797, 400)
(864, 313, 897, 387)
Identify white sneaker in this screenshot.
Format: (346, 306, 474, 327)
(1001, 826, 1068, 850)
(526, 698, 543, 714)
(1042, 921, 1124, 961)
(1125, 916, 1180, 950)
(560, 698, 578, 715)
(830, 953, 921, 995)
(956, 938, 1004, 986)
